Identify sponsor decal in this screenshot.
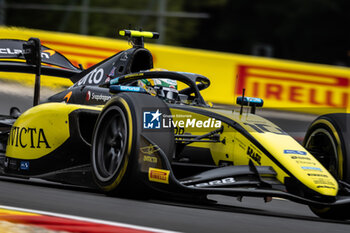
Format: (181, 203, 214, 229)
(246, 97, 262, 104)
(180, 180, 193, 184)
(124, 73, 144, 79)
(296, 161, 316, 165)
(3, 158, 8, 168)
(41, 49, 55, 59)
(9, 159, 17, 169)
(91, 93, 111, 102)
(109, 85, 147, 93)
(105, 76, 111, 83)
(317, 185, 336, 189)
(238, 144, 245, 150)
(174, 127, 185, 135)
(143, 155, 158, 163)
(20, 161, 29, 170)
(143, 109, 222, 130)
(153, 79, 178, 89)
(291, 156, 311, 160)
(243, 122, 287, 135)
(78, 68, 105, 85)
(236, 65, 350, 108)
(0, 48, 55, 59)
(0, 48, 22, 55)
(140, 144, 160, 155)
(63, 91, 72, 103)
(120, 52, 128, 61)
(108, 66, 116, 77)
(187, 177, 236, 187)
(42, 49, 55, 56)
(313, 178, 335, 186)
(143, 110, 162, 129)
(8, 127, 50, 149)
(235, 137, 247, 150)
(301, 166, 322, 171)
(308, 173, 328, 177)
(148, 168, 169, 184)
(284, 149, 307, 155)
(83, 90, 112, 102)
(86, 91, 91, 101)
(119, 86, 143, 92)
(247, 146, 261, 165)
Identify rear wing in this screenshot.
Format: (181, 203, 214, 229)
(0, 39, 80, 69)
(0, 38, 82, 105)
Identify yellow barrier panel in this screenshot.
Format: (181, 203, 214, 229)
(1, 26, 350, 113)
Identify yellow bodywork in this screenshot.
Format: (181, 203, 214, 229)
(170, 107, 338, 196)
(5, 100, 338, 197)
(6, 103, 102, 160)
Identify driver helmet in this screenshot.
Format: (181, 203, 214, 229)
(153, 78, 178, 101)
(138, 77, 178, 102)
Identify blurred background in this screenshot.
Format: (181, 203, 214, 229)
(1, 0, 350, 66)
(0, 3, 350, 232)
(0, 0, 349, 117)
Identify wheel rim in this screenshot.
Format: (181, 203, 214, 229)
(305, 128, 338, 178)
(94, 106, 128, 182)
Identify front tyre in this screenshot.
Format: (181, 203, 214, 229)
(91, 96, 134, 193)
(304, 113, 350, 220)
(91, 92, 174, 196)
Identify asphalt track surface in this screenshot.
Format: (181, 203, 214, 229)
(1, 82, 350, 233)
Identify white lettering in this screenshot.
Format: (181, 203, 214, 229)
(78, 68, 104, 86)
(162, 118, 222, 129)
(215, 121, 222, 128)
(41, 53, 49, 59)
(203, 118, 211, 128)
(6, 48, 14, 54)
(88, 69, 97, 84)
(163, 118, 171, 128)
(188, 177, 236, 187)
(94, 68, 104, 84)
(186, 119, 196, 127)
(91, 93, 111, 102)
(172, 120, 178, 127)
(78, 74, 88, 85)
(0, 48, 22, 55)
(178, 120, 184, 128)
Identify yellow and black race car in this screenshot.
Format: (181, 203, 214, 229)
(0, 30, 350, 220)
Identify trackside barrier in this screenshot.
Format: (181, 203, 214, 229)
(1, 26, 350, 113)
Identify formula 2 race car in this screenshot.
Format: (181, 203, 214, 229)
(0, 30, 350, 220)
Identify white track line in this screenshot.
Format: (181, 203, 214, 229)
(0, 204, 181, 233)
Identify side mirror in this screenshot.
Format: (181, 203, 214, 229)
(236, 96, 264, 107)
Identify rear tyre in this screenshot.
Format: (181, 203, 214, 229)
(303, 113, 350, 220)
(91, 92, 174, 196)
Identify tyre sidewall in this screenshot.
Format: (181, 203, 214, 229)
(91, 92, 174, 194)
(304, 114, 350, 182)
(91, 95, 136, 191)
(304, 113, 350, 219)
